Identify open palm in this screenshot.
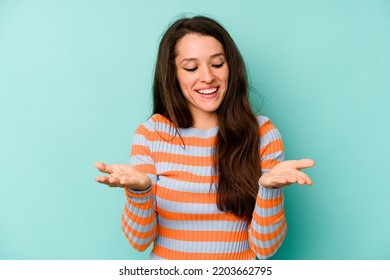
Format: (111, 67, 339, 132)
(94, 161, 151, 190)
(259, 159, 315, 188)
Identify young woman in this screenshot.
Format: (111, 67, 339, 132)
(94, 16, 314, 260)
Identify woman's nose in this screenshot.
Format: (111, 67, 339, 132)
(199, 66, 215, 83)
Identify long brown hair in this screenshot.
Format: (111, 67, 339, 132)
(153, 16, 260, 222)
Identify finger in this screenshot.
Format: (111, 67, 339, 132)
(296, 176, 307, 186)
(293, 159, 315, 170)
(299, 172, 313, 186)
(95, 175, 108, 183)
(96, 175, 115, 184)
(290, 171, 312, 186)
(109, 175, 141, 189)
(272, 177, 294, 188)
(95, 176, 117, 187)
(94, 161, 106, 172)
(94, 161, 114, 174)
(108, 176, 121, 185)
(283, 174, 299, 185)
(283, 172, 311, 186)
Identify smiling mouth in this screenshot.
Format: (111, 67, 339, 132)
(195, 87, 218, 95)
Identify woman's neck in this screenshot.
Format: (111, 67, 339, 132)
(191, 112, 218, 130)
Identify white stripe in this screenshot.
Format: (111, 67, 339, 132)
(155, 162, 214, 176)
(158, 217, 248, 232)
(157, 197, 219, 214)
(157, 177, 216, 194)
(154, 236, 249, 253)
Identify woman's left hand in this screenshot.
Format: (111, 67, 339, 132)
(259, 159, 315, 188)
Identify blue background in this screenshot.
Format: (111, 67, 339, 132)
(1, 0, 389, 259)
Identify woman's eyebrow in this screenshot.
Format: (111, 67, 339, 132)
(210, 52, 225, 59)
(179, 52, 225, 64)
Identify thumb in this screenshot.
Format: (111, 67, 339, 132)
(294, 159, 315, 170)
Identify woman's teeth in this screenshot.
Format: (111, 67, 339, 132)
(196, 87, 218, 95)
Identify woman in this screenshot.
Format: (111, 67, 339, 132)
(94, 16, 314, 260)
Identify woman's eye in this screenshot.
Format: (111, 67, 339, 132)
(212, 62, 224, 68)
(184, 67, 198, 72)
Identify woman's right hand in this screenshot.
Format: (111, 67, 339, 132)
(259, 159, 315, 188)
(94, 161, 151, 190)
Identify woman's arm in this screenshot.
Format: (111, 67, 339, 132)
(122, 124, 159, 252)
(95, 123, 158, 252)
(248, 117, 314, 259)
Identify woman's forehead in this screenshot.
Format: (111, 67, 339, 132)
(175, 34, 224, 61)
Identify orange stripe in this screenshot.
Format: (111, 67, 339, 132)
(136, 117, 217, 147)
(158, 208, 241, 222)
(158, 226, 248, 242)
(130, 242, 149, 252)
(151, 114, 172, 125)
(141, 129, 216, 147)
(128, 237, 153, 252)
(256, 195, 283, 209)
(259, 119, 275, 138)
(123, 203, 155, 224)
(250, 218, 286, 241)
(121, 217, 156, 240)
(260, 139, 284, 157)
(134, 125, 153, 139)
(132, 163, 156, 175)
(159, 170, 216, 184)
(252, 209, 285, 227)
(261, 158, 282, 170)
(150, 114, 217, 143)
(153, 244, 256, 260)
(157, 185, 216, 203)
(131, 144, 151, 157)
(250, 227, 287, 257)
(121, 216, 156, 252)
(182, 136, 216, 147)
(152, 152, 214, 166)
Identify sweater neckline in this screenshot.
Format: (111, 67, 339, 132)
(179, 125, 219, 138)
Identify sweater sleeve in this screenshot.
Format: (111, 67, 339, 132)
(248, 117, 287, 259)
(121, 122, 158, 252)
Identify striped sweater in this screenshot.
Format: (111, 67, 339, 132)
(121, 114, 287, 260)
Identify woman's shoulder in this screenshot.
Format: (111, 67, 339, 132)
(256, 115, 282, 138)
(256, 115, 271, 126)
(138, 114, 172, 128)
(135, 113, 176, 136)
(149, 113, 172, 124)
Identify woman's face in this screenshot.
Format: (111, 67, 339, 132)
(175, 33, 229, 123)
